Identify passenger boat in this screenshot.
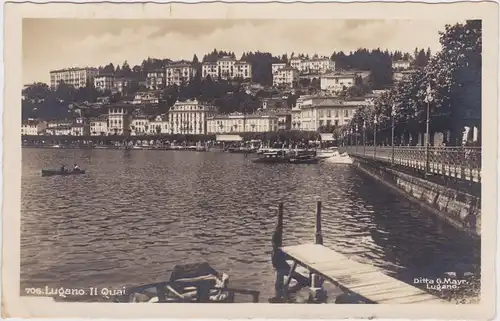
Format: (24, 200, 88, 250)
(252, 149, 319, 164)
(112, 262, 259, 303)
(41, 169, 86, 177)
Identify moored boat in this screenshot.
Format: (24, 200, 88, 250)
(324, 152, 353, 164)
(41, 169, 86, 177)
(112, 262, 259, 303)
(252, 149, 319, 164)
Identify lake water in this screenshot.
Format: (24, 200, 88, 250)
(21, 148, 480, 302)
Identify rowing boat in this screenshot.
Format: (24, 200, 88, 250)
(41, 169, 86, 177)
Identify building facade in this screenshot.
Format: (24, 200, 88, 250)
(165, 62, 197, 86)
(271, 63, 287, 75)
(107, 105, 133, 135)
(132, 92, 160, 105)
(292, 96, 369, 131)
(148, 115, 170, 135)
(392, 60, 411, 70)
(113, 77, 137, 94)
(320, 72, 358, 92)
(130, 116, 150, 136)
(273, 66, 299, 88)
(94, 75, 115, 92)
(49, 67, 99, 89)
(21, 120, 47, 135)
(90, 116, 108, 135)
(202, 56, 252, 80)
(146, 70, 166, 90)
(207, 113, 279, 134)
(289, 57, 335, 74)
(168, 99, 218, 135)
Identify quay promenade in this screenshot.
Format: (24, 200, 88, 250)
(342, 145, 482, 237)
(343, 145, 482, 184)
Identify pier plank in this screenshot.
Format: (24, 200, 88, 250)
(281, 243, 447, 304)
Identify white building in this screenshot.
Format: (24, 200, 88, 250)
(113, 77, 136, 94)
(288, 57, 335, 74)
(292, 96, 369, 131)
(90, 116, 108, 136)
(273, 66, 299, 88)
(168, 99, 218, 135)
(207, 113, 279, 134)
(94, 74, 115, 92)
(70, 123, 90, 136)
(320, 72, 358, 92)
(107, 104, 133, 135)
(392, 60, 411, 70)
(130, 116, 150, 136)
(148, 115, 170, 135)
(271, 63, 287, 75)
(49, 67, 99, 89)
(146, 70, 166, 90)
(165, 62, 197, 86)
(21, 120, 47, 135)
(132, 92, 160, 105)
(202, 56, 252, 80)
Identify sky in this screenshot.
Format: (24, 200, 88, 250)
(23, 19, 460, 84)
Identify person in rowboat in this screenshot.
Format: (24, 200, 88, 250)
(73, 164, 80, 171)
(60, 165, 66, 172)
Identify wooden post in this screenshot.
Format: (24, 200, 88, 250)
(315, 201, 323, 245)
(310, 201, 326, 303)
(273, 202, 284, 248)
(271, 202, 285, 302)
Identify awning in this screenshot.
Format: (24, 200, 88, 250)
(216, 134, 243, 142)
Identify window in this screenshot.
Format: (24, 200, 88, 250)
(344, 110, 349, 117)
(335, 110, 339, 118)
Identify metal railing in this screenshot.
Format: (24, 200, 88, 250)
(345, 145, 482, 183)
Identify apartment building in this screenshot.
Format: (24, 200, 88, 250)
(207, 112, 279, 134)
(292, 96, 370, 131)
(273, 66, 299, 88)
(165, 62, 197, 86)
(168, 99, 218, 135)
(49, 67, 98, 89)
(90, 116, 108, 135)
(288, 57, 335, 74)
(94, 74, 115, 92)
(202, 56, 252, 80)
(21, 120, 47, 135)
(107, 104, 133, 135)
(146, 70, 166, 90)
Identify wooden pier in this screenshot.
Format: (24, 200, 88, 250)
(271, 201, 448, 304)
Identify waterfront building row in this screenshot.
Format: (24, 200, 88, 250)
(23, 93, 376, 136)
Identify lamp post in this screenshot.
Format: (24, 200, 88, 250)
(391, 103, 396, 165)
(355, 125, 359, 153)
(373, 115, 378, 159)
(424, 85, 433, 176)
(363, 121, 366, 156)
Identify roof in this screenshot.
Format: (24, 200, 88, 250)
(50, 67, 98, 73)
(321, 72, 357, 78)
(218, 56, 236, 61)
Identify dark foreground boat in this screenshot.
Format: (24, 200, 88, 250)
(41, 169, 86, 177)
(112, 262, 260, 303)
